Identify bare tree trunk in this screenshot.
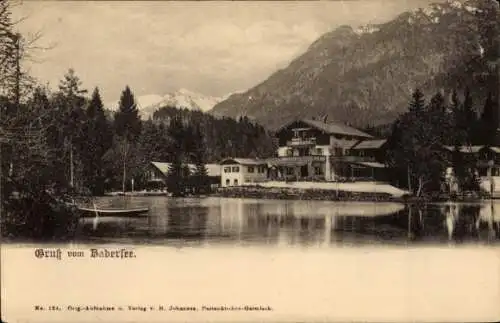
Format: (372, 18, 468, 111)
(407, 165, 412, 193)
(69, 141, 74, 188)
(407, 205, 412, 239)
(122, 157, 126, 194)
(122, 139, 128, 194)
(416, 176, 423, 197)
(14, 33, 20, 113)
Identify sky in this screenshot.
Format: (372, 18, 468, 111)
(13, 0, 436, 104)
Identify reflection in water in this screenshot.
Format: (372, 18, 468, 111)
(75, 197, 500, 246)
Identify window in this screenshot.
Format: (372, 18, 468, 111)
(315, 148, 323, 155)
(286, 167, 294, 175)
(286, 149, 293, 157)
(248, 166, 254, 173)
(224, 167, 231, 173)
(234, 179, 239, 186)
(260, 166, 266, 173)
(314, 166, 323, 176)
(226, 179, 230, 186)
(232, 166, 240, 172)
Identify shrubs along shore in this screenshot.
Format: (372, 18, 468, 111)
(213, 186, 400, 202)
(212, 186, 492, 203)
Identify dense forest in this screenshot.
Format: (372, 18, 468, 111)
(1, 69, 277, 193)
(384, 87, 498, 197)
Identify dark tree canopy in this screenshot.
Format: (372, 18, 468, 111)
(114, 85, 141, 141)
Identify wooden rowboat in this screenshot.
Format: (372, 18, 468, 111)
(77, 206, 150, 218)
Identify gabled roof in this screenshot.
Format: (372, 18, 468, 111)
(352, 161, 386, 168)
(489, 147, 500, 154)
(151, 162, 171, 174)
(151, 161, 221, 177)
(277, 119, 373, 139)
(331, 138, 358, 149)
(351, 139, 387, 150)
(219, 158, 267, 166)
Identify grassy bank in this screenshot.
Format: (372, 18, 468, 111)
(213, 186, 400, 202)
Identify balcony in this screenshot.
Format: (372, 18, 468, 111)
(286, 137, 316, 147)
(477, 159, 497, 168)
(330, 156, 376, 163)
(268, 155, 326, 166)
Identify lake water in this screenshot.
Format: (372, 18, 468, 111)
(76, 196, 500, 246)
(3, 197, 499, 322)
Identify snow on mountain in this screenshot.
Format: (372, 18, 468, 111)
(106, 94, 163, 112)
(106, 89, 227, 120)
(354, 24, 380, 35)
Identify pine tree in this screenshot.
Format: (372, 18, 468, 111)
(114, 85, 142, 193)
(479, 92, 499, 147)
(165, 116, 188, 196)
(388, 89, 449, 196)
(58, 68, 87, 99)
(451, 89, 465, 147)
(57, 69, 88, 190)
(189, 123, 209, 194)
(462, 88, 478, 145)
(82, 87, 113, 195)
(449, 89, 466, 193)
(166, 157, 187, 197)
(408, 88, 425, 115)
(427, 91, 451, 145)
(114, 86, 141, 141)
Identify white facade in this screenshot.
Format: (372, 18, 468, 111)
(220, 159, 268, 187)
(480, 176, 500, 197)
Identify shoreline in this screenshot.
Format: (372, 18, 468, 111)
(212, 186, 398, 202)
(211, 186, 495, 204)
(100, 187, 496, 203)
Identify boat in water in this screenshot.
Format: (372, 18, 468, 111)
(77, 206, 150, 218)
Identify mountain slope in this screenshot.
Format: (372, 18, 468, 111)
(211, 0, 499, 130)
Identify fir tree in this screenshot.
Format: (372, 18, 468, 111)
(479, 92, 499, 147)
(114, 86, 141, 141)
(82, 87, 113, 195)
(114, 86, 141, 193)
(408, 88, 425, 115)
(57, 69, 88, 190)
(388, 89, 448, 196)
(165, 116, 188, 196)
(462, 88, 478, 145)
(166, 157, 189, 197)
(189, 123, 209, 194)
(58, 68, 87, 99)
